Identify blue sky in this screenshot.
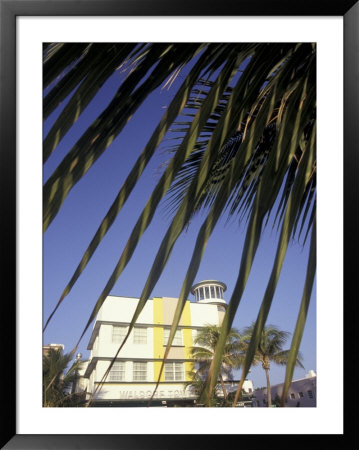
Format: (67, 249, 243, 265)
(43, 48, 316, 389)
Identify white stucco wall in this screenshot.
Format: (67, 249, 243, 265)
(95, 323, 154, 359)
(97, 296, 153, 324)
(82, 293, 257, 404)
(242, 379, 254, 394)
(93, 359, 155, 383)
(89, 296, 155, 359)
(190, 302, 221, 327)
(89, 296, 224, 360)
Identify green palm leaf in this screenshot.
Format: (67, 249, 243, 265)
(84, 45, 295, 401)
(200, 64, 316, 405)
(83, 52, 249, 402)
(43, 43, 89, 88)
(43, 44, 232, 331)
(43, 43, 205, 231)
(43, 43, 317, 407)
(281, 217, 316, 406)
(43, 43, 139, 161)
(232, 123, 315, 399)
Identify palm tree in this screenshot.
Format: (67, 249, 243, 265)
(43, 348, 84, 407)
(43, 43, 316, 406)
(188, 325, 244, 404)
(234, 323, 304, 407)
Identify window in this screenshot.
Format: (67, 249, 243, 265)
(307, 390, 313, 399)
(109, 362, 125, 381)
(112, 325, 127, 344)
(290, 393, 295, 399)
(199, 288, 204, 300)
(163, 328, 183, 346)
(216, 286, 223, 299)
(299, 391, 304, 398)
(133, 327, 147, 344)
(205, 286, 210, 299)
(164, 362, 184, 381)
(133, 362, 147, 381)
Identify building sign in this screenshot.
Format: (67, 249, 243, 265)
(96, 384, 197, 400)
(117, 389, 188, 400)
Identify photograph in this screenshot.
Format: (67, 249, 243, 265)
(42, 41, 317, 410)
(3, 1, 355, 446)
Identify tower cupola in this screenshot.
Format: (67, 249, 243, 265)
(191, 280, 227, 308)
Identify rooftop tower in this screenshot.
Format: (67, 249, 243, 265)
(191, 280, 227, 311)
(191, 280, 227, 325)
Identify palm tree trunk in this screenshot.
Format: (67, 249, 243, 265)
(265, 368, 272, 407)
(232, 376, 245, 406)
(219, 375, 228, 399)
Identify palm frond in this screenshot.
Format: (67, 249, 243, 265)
(281, 218, 316, 405)
(43, 43, 205, 231)
(43, 43, 316, 407)
(43, 44, 230, 331)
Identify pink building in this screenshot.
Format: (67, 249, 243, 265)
(253, 370, 317, 407)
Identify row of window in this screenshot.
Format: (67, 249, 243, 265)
(289, 390, 314, 400)
(112, 326, 147, 344)
(260, 390, 314, 405)
(111, 326, 186, 346)
(193, 285, 224, 302)
(108, 361, 184, 382)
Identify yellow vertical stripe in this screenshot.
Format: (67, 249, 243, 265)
(181, 300, 194, 381)
(153, 297, 164, 382)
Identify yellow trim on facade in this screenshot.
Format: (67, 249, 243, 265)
(181, 300, 194, 381)
(153, 297, 164, 382)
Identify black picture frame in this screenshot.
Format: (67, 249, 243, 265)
(1, 0, 356, 448)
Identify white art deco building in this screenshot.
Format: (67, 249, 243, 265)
(83, 280, 253, 406)
(253, 370, 317, 407)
